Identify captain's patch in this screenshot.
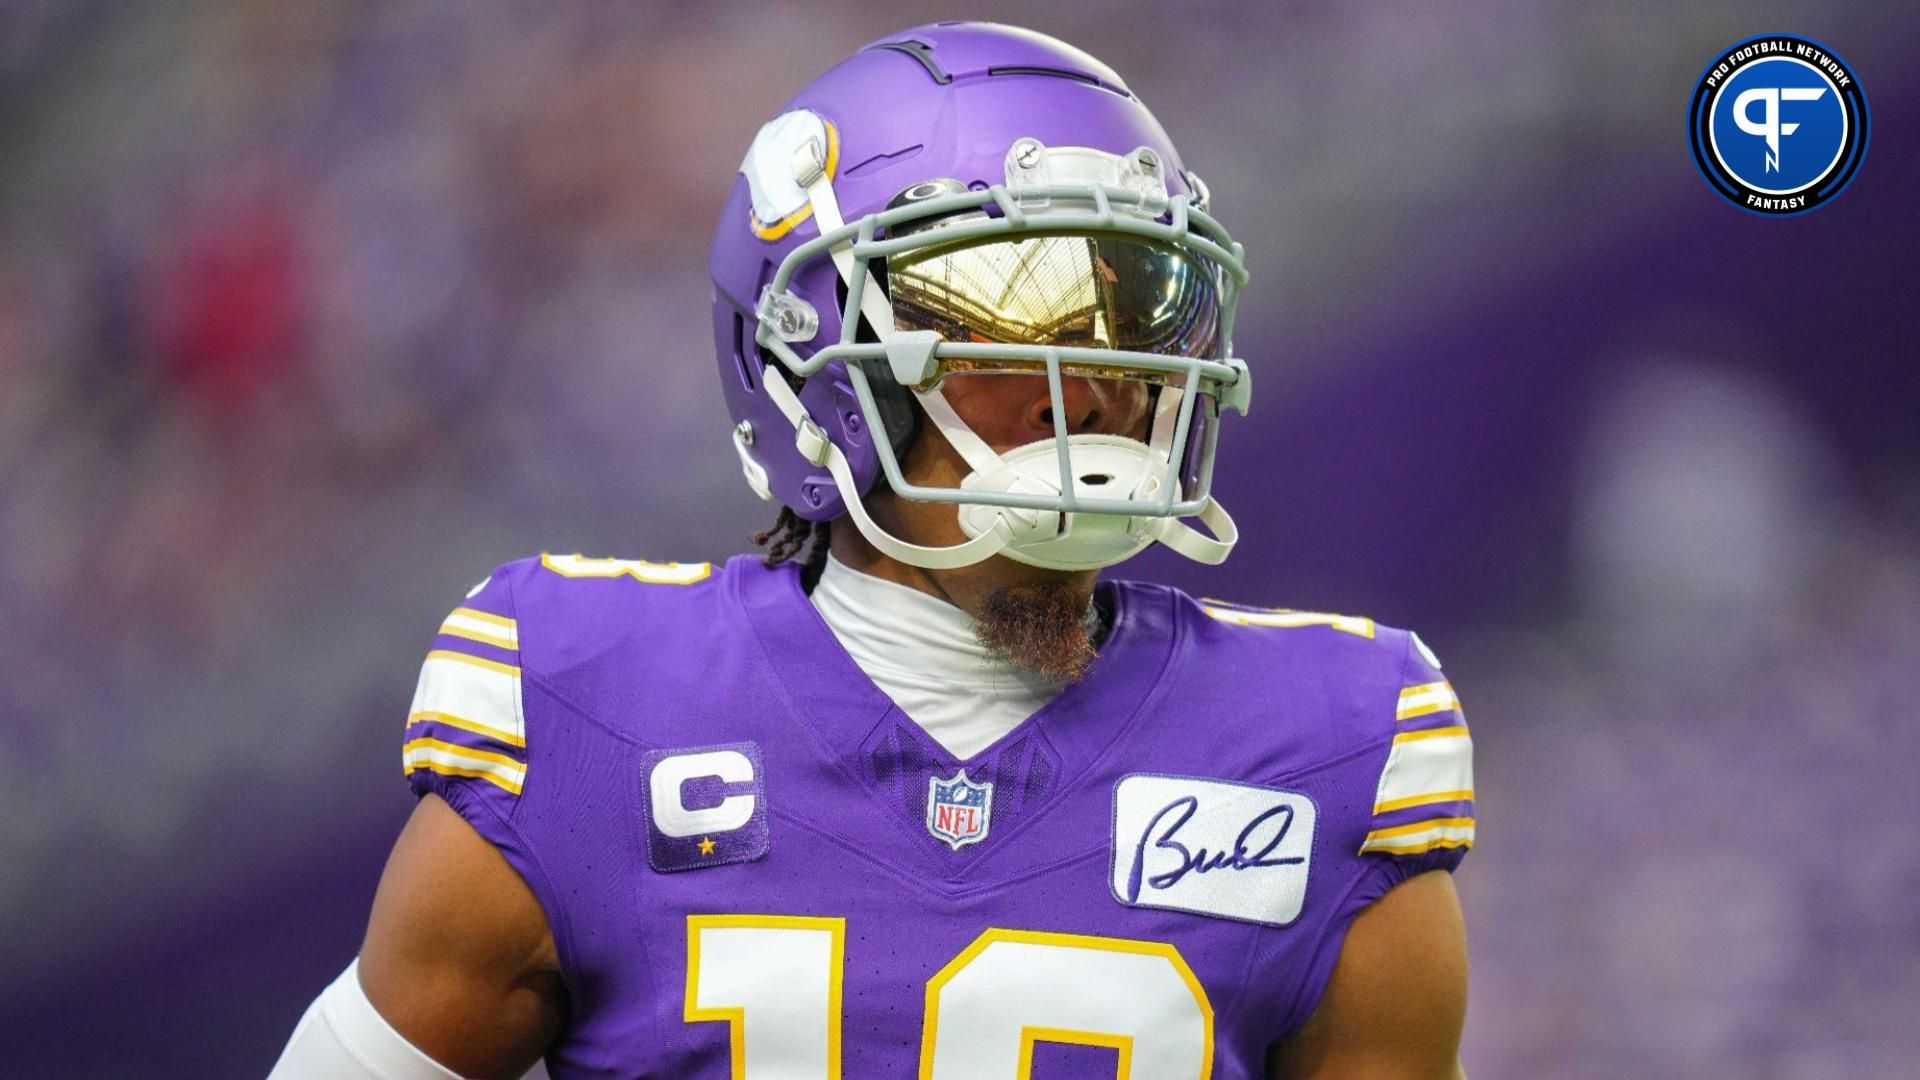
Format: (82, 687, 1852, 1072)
(641, 743, 770, 872)
(1110, 774, 1316, 927)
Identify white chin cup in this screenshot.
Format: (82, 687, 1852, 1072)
(956, 435, 1167, 571)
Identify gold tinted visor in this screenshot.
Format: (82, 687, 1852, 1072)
(931, 358, 1197, 391)
(885, 230, 1222, 376)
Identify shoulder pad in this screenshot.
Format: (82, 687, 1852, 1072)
(403, 567, 528, 799)
(1359, 630, 1474, 859)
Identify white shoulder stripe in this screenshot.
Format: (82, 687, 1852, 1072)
(409, 654, 524, 749)
(403, 739, 526, 795)
(1374, 730, 1474, 811)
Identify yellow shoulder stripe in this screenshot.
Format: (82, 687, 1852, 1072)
(402, 737, 526, 796)
(424, 649, 521, 677)
(402, 737, 523, 770)
(1391, 725, 1470, 745)
(1397, 681, 1460, 721)
(406, 759, 524, 796)
(1373, 789, 1474, 814)
(438, 621, 516, 651)
(407, 710, 526, 749)
(1363, 816, 1476, 842)
(450, 606, 515, 629)
(1361, 836, 1474, 856)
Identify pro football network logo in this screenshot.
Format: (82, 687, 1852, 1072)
(1689, 34, 1869, 216)
(926, 770, 993, 851)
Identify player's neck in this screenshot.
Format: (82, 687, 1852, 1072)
(813, 553, 991, 661)
(824, 519, 966, 607)
(819, 519, 1113, 677)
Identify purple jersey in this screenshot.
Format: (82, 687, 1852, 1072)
(402, 554, 1474, 1079)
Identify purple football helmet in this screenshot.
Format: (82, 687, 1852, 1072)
(710, 22, 1250, 571)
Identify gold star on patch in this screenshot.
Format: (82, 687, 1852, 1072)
(697, 836, 717, 856)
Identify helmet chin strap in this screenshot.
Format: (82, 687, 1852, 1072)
(793, 137, 896, 349)
(758, 369, 1014, 570)
(774, 134, 1237, 571)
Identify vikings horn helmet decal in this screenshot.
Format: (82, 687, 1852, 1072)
(710, 22, 1251, 571)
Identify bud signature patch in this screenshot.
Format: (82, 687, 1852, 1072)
(1110, 774, 1316, 927)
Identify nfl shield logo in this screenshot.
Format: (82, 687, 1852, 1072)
(926, 770, 994, 850)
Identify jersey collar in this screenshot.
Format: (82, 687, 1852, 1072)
(731, 554, 1181, 872)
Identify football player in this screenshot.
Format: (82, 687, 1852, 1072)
(272, 22, 1473, 1080)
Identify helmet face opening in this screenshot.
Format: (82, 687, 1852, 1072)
(926, 369, 1158, 447)
(741, 168, 1249, 568)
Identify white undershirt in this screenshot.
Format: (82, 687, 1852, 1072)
(809, 554, 1069, 759)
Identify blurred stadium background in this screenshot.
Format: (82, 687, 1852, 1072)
(1, 2, 1915, 1076)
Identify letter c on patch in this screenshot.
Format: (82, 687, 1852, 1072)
(649, 750, 756, 838)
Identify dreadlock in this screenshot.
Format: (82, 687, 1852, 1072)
(754, 506, 831, 586)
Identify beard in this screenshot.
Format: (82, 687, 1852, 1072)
(974, 579, 1101, 682)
